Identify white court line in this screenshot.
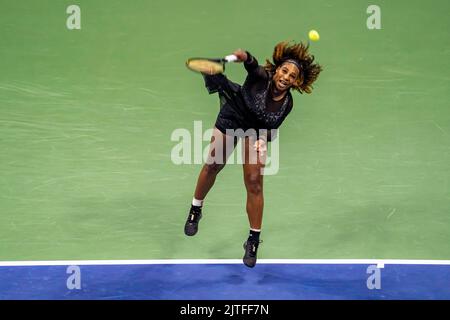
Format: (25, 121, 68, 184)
(1, 259, 450, 267)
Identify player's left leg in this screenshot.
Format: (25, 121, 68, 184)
(241, 136, 266, 268)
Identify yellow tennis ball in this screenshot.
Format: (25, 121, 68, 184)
(309, 30, 320, 42)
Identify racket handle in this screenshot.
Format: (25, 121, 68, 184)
(224, 54, 238, 62)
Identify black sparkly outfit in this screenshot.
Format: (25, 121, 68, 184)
(202, 52, 293, 141)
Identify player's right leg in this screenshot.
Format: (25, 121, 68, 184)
(184, 127, 236, 236)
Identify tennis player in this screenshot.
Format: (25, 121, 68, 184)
(184, 41, 322, 267)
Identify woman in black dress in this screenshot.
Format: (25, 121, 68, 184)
(184, 41, 322, 268)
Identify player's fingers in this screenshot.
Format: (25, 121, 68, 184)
(261, 143, 267, 151)
(233, 49, 246, 62)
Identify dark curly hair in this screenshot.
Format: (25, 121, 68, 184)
(264, 41, 323, 94)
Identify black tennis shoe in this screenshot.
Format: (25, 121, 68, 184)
(243, 238, 262, 268)
(184, 205, 202, 236)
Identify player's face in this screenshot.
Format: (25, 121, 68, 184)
(273, 63, 300, 92)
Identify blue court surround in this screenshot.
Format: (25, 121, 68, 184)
(1, 263, 450, 300)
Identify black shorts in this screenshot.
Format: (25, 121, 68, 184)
(202, 74, 258, 138)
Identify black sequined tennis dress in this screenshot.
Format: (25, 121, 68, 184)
(202, 52, 293, 141)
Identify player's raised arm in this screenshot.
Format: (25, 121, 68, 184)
(232, 49, 248, 62)
(232, 49, 268, 79)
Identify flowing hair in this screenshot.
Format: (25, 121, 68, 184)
(264, 41, 323, 94)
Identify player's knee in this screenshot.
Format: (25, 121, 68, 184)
(204, 163, 225, 176)
(245, 174, 262, 194)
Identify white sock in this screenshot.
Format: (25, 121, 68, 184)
(250, 228, 261, 232)
(192, 198, 204, 207)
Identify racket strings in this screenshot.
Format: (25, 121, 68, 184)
(187, 59, 224, 75)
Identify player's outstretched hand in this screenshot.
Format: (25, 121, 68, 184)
(232, 49, 248, 62)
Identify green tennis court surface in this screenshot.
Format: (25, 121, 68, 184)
(0, 0, 449, 263)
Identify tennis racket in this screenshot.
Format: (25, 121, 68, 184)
(186, 55, 238, 75)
